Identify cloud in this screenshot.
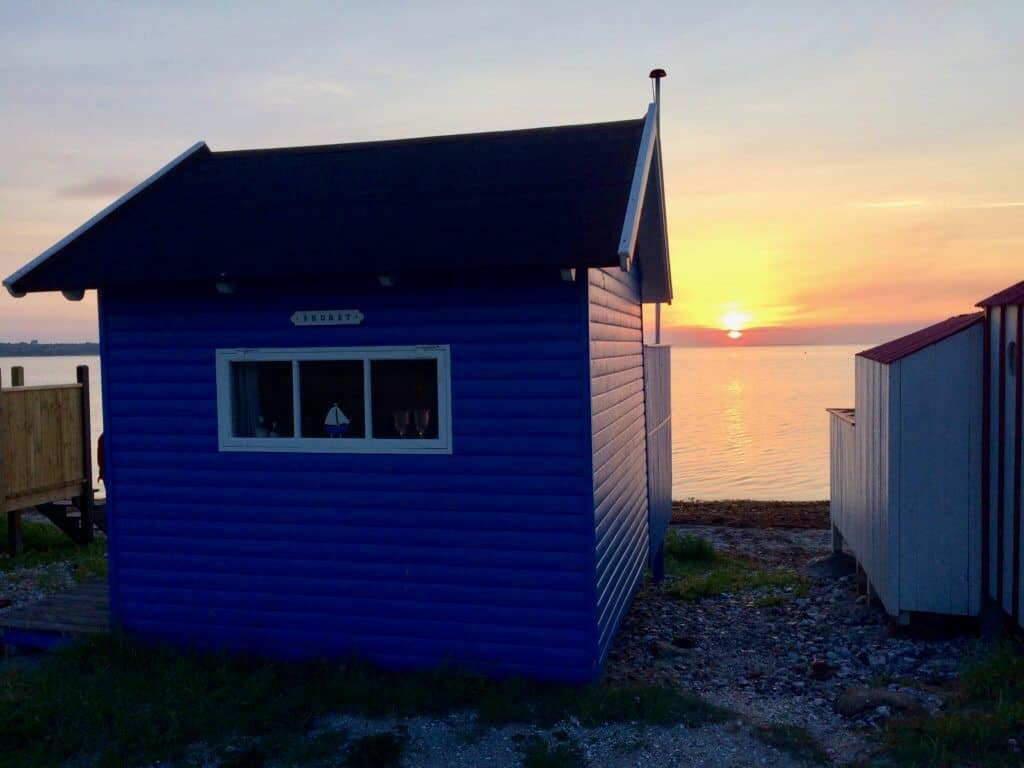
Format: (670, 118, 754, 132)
(857, 199, 1024, 210)
(958, 201, 1024, 209)
(859, 200, 933, 209)
(314, 81, 354, 97)
(56, 177, 135, 199)
(263, 77, 355, 104)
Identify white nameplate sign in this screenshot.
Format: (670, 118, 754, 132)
(291, 309, 365, 327)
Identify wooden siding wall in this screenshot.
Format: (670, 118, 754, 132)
(841, 356, 895, 613)
(643, 345, 671, 562)
(1, 384, 87, 511)
(894, 326, 983, 616)
(828, 411, 856, 544)
(98, 270, 599, 682)
(986, 304, 1024, 623)
(983, 309, 999, 614)
(588, 265, 649, 663)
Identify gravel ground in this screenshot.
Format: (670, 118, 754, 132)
(603, 524, 977, 764)
(321, 712, 808, 768)
(178, 712, 809, 768)
(0, 561, 76, 612)
(8, 519, 978, 765)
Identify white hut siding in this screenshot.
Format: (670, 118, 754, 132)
(834, 322, 983, 617)
(852, 356, 894, 611)
(985, 302, 1024, 623)
(987, 307, 1003, 605)
(893, 331, 983, 615)
(828, 410, 856, 549)
(1003, 305, 1020, 619)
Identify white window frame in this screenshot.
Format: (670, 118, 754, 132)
(216, 345, 452, 454)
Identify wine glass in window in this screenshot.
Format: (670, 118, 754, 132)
(393, 410, 410, 437)
(414, 409, 431, 438)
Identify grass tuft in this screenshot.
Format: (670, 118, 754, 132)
(881, 638, 1024, 767)
(752, 723, 828, 764)
(661, 530, 806, 603)
(0, 519, 107, 581)
(0, 633, 725, 767)
(664, 533, 716, 563)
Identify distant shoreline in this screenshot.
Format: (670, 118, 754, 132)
(0, 342, 99, 357)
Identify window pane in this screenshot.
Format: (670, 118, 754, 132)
(230, 361, 294, 437)
(371, 359, 439, 440)
(299, 361, 366, 438)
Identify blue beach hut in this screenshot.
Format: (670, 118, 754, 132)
(4, 87, 673, 682)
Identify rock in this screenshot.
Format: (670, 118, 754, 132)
(875, 705, 892, 718)
(835, 686, 921, 717)
(649, 639, 686, 658)
(868, 653, 887, 667)
(671, 634, 696, 649)
(809, 658, 835, 681)
(805, 552, 857, 580)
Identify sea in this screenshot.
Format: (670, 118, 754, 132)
(0, 345, 861, 501)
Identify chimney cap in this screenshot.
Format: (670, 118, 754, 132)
(649, 68, 667, 79)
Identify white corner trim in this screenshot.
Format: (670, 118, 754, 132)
(617, 102, 658, 271)
(2, 140, 209, 295)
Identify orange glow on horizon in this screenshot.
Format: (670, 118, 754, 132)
(727, 330, 742, 340)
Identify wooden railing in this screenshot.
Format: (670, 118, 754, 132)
(1, 366, 94, 553)
(644, 344, 672, 576)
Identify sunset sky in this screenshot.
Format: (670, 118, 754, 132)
(1, 2, 1021, 344)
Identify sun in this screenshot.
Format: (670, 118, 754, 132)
(721, 309, 751, 341)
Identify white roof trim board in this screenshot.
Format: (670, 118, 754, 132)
(617, 102, 657, 272)
(3, 141, 208, 298)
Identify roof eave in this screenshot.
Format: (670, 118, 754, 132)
(3, 141, 210, 297)
(617, 101, 672, 304)
(976, 279, 1024, 308)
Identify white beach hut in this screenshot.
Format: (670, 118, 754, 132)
(828, 313, 985, 620)
(978, 280, 1024, 627)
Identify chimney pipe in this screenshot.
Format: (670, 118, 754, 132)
(649, 69, 666, 345)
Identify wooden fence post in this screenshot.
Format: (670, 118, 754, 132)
(77, 366, 95, 543)
(11, 367, 24, 387)
(0, 376, 18, 556)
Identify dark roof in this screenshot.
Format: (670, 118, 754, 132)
(858, 312, 984, 364)
(826, 408, 855, 426)
(977, 279, 1024, 307)
(5, 118, 671, 301)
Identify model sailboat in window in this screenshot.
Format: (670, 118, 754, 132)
(324, 403, 350, 437)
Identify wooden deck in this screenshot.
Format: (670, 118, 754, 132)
(0, 578, 108, 650)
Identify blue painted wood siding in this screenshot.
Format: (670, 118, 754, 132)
(98, 270, 599, 682)
(643, 345, 672, 562)
(587, 265, 649, 663)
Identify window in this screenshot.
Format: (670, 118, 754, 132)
(216, 346, 451, 453)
